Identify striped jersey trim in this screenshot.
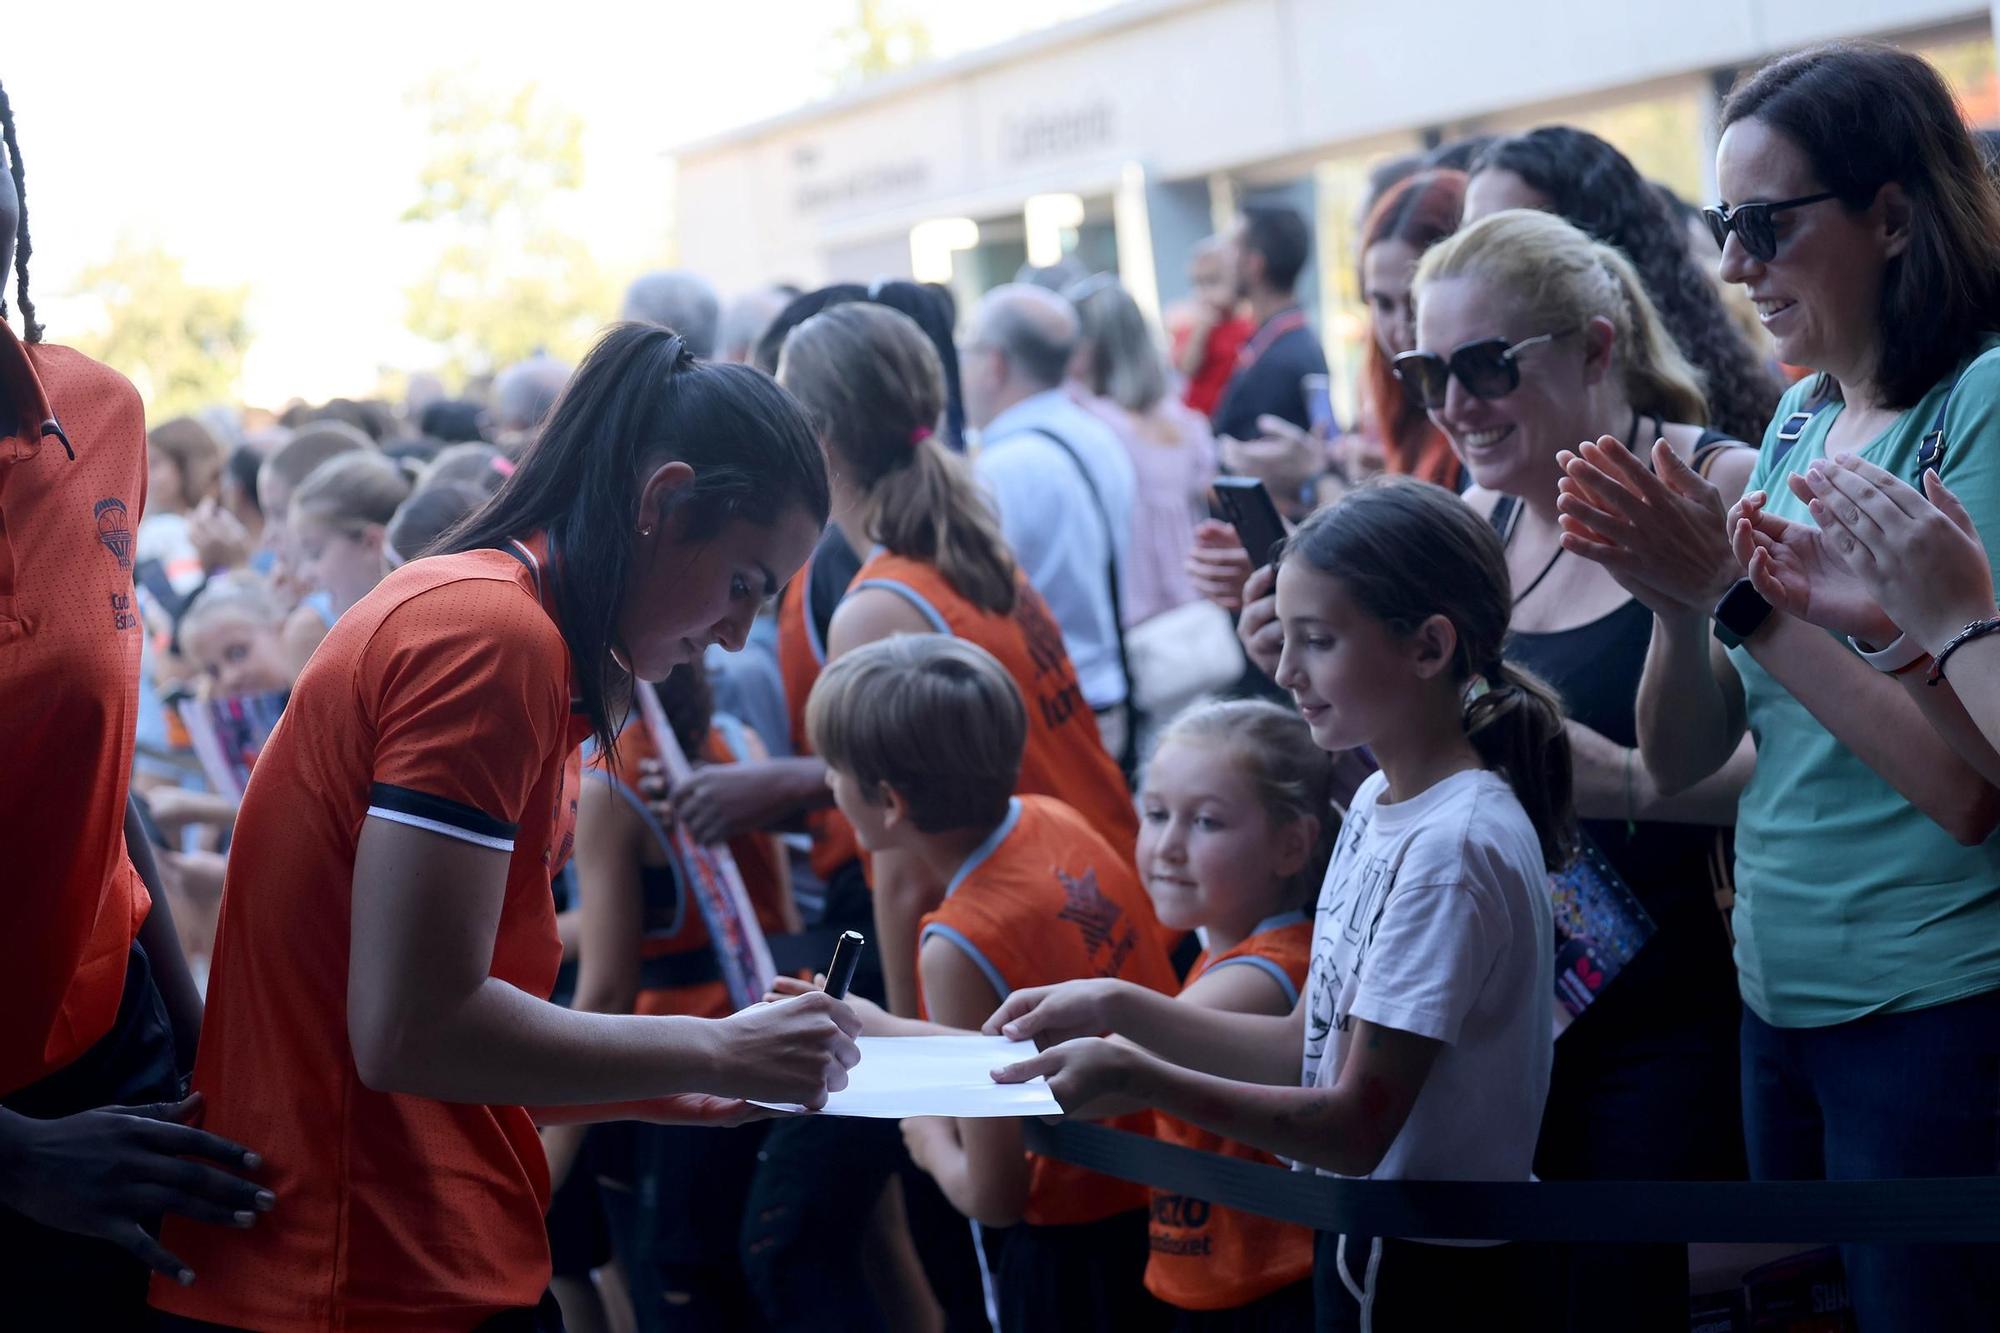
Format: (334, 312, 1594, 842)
(366, 782, 517, 852)
(919, 922, 1012, 1002)
(1206, 954, 1299, 1008)
(852, 578, 951, 634)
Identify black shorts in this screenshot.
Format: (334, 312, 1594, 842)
(1313, 1232, 1536, 1333)
(1, 941, 180, 1329)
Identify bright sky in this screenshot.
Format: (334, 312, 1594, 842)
(10, 0, 1111, 406)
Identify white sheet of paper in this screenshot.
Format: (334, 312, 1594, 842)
(753, 1035, 1061, 1118)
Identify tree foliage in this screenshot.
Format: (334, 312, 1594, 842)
(827, 0, 934, 87)
(72, 244, 251, 421)
(401, 75, 610, 381)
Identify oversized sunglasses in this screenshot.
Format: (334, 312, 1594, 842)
(1701, 192, 1836, 263)
(1392, 330, 1574, 410)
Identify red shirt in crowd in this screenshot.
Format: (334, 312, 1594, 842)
(1172, 313, 1254, 419)
(0, 326, 152, 1099)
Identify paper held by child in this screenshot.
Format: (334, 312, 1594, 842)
(753, 1035, 1063, 1118)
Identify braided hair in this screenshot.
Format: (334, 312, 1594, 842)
(0, 81, 40, 344)
(1474, 126, 1779, 441)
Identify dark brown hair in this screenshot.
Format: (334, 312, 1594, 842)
(780, 303, 1016, 614)
(1724, 43, 2000, 409)
(443, 322, 829, 752)
(1281, 478, 1575, 869)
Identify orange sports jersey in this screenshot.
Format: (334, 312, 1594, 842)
(1146, 914, 1315, 1311)
(777, 546, 862, 883)
(917, 795, 1175, 1226)
(0, 329, 152, 1098)
(152, 534, 591, 1332)
(851, 552, 1139, 853)
(593, 712, 791, 1019)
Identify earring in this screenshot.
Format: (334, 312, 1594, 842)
(638, 525, 653, 537)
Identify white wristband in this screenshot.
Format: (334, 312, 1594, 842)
(1850, 631, 1927, 673)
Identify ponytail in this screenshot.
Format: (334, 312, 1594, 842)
(780, 302, 1017, 615)
(443, 322, 830, 754)
(1591, 240, 1709, 427)
(1463, 661, 1576, 870)
(1283, 478, 1576, 869)
(868, 440, 1017, 614)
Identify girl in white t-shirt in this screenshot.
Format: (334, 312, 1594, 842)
(990, 478, 1570, 1332)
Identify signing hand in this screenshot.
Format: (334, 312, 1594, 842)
(989, 1036, 1148, 1119)
(1188, 520, 1256, 611)
(1730, 477, 1896, 645)
(712, 990, 862, 1109)
(982, 977, 1133, 1047)
(1802, 458, 1997, 652)
(1557, 436, 1734, 615)
(0, 1094, 272, 1287)
(764, 974, 890, 1034)
(1236, 563, 1281, 679)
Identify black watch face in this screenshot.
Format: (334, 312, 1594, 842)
(1716, 579, 1772, 638)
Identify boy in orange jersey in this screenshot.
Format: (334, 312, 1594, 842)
(805, 634, 1177, 1333)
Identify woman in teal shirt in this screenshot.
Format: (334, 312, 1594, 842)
(1552, 43, 2000, 1331)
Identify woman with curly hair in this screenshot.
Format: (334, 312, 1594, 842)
(1466, 125, 1782, 443)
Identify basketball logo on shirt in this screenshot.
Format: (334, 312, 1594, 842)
(93, 498, 134, 570)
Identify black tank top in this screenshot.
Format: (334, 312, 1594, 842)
(1498, 497, 1740, 1035)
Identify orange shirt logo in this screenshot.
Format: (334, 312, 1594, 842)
(93, 496, 134, 570)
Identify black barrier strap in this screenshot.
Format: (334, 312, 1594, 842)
(1023, 1121, 2000, 1244)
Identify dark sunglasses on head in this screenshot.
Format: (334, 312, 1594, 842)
(1392, 330, 1575, 411)
(1701, 192, 1837, 263)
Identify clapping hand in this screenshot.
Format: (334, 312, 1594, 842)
(1786, 457, 1998, 651)
(1728, 478, 1896, 645)
(1556, 435, 1737, 615)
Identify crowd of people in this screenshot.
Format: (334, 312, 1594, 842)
(7, 36, 2000, 1333)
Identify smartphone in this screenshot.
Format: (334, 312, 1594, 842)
(1212, 477, 1289, 570)
(1302, 373, 1335, 439)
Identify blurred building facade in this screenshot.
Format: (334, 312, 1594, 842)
(671, 0, 1998, 400)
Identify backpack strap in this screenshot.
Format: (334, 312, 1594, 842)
(1018, 426, 1137, 776)
(1916, 347, 2000, 475)
(1770, 375, 1836, 470)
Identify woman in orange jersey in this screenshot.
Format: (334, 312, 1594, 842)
(150, 326, 861, 1333)
(566, 660, 799, 1330)
(1108, 699, 1334, 1331)
(0, 80, 272, 1327)
(803, 635, 1178, 1333)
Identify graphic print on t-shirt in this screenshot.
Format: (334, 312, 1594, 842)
(1303, 803, 1397, 1086)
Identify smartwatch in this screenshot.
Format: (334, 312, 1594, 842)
(1712, 578, 1774, 649)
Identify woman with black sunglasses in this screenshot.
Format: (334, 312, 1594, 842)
(1403, 207, 1755, 1331)
(1557, 42, 2000, 1332)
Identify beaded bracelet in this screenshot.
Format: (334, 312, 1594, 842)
(1926, 618, 2000, 686)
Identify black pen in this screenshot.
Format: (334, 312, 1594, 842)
(823, 930, 865, 1000)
